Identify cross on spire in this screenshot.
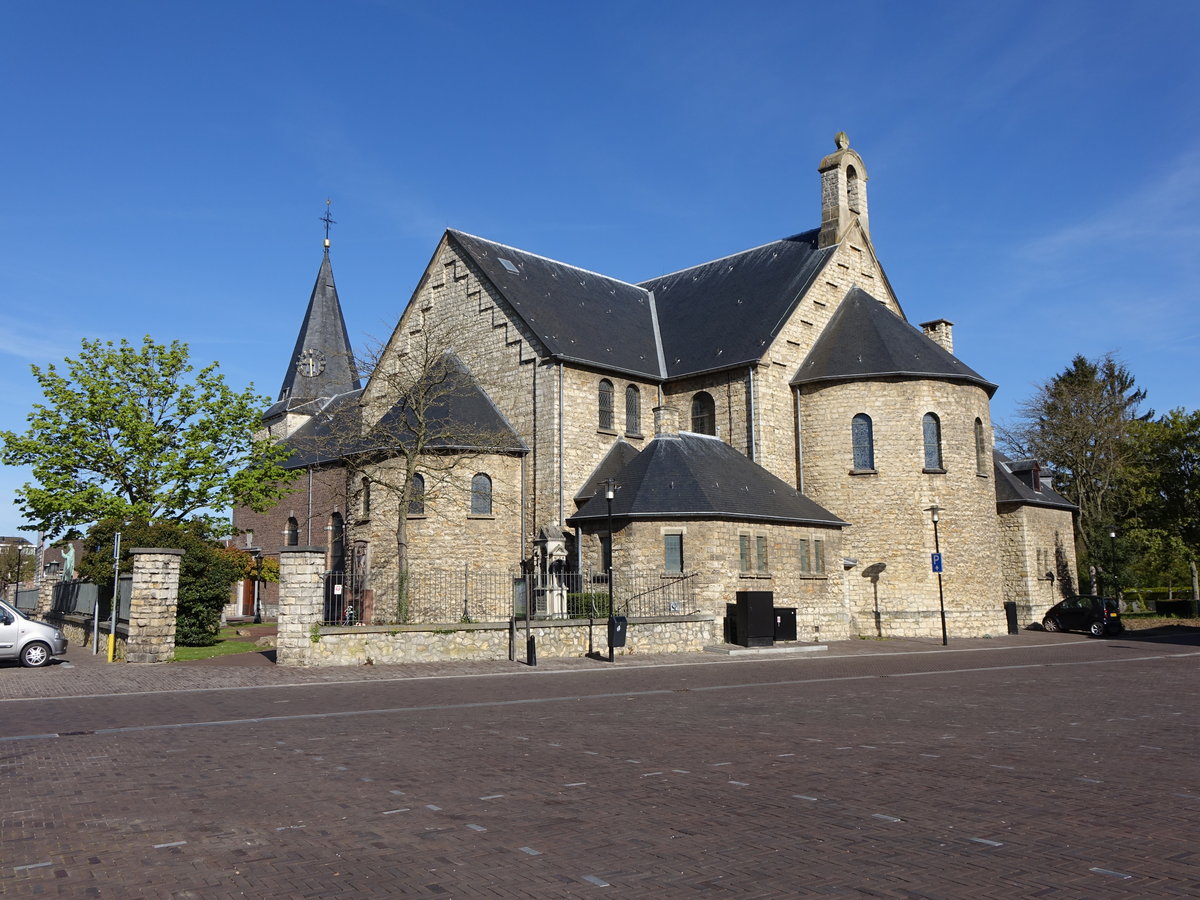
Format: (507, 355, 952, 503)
(320, 199, 336, 251)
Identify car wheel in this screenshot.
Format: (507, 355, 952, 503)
(1042, 617, 1060, 632)
(20, 641, 52, 668)
(1089, 622, 1105, 638)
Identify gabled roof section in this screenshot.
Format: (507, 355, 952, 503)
(280, 389, 365, 469)
(448, 230, 662, 379)
(792, 287, 997, 396)
(568, 432, 845, 526)
(994, 451, 1077, 512)
(271, 252, 362, 418)
(573, 439, 642, 503)
(641, 230, 836, 378)
(369, 352, 526, 455)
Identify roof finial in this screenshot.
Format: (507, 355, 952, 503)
(320, 198, 336, 252)
(835, 131, 849, 150)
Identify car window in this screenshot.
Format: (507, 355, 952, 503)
(0, 601, 28, 621)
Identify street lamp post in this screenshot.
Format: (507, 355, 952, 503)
(926, 505, 948, 646)
(605, 479, 616, 663)
(253, 550, 264, 624)
(1108, 528, 1117, 599)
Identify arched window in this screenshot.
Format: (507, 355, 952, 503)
(285, 516, 299, 547)
(408, 473, 425, 516)
(691, 391, 716, 435)
(625, 384, 641, 435)
(470, 473, 493, 516)
(329, 512, 345, 573)
(360, 477, 371, 518)
(598, 379, 614, 430)
(846, 165, 862, 214)
(922, 413, 943, 471)
(974, 418, 988, 476)
(852, 413, 875, 471)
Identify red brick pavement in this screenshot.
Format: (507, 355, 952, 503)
(2, 631, 1198, 897)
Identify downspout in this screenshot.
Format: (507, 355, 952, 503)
(747, 365, 757, 462)
(794, 386, 804, 493)
(307, 468, 314, 544)
(558, 362, 565, 526)
(530, 360, 537, 553)
(520, 453, 527, 561)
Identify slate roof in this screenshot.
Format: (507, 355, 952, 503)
(568, 432, 845, 526)
(573, 439, 642, 503)
(281, 390, 365, 469)
(370, 352, 526, 455)
(993, 451, 1077, 511)
(449, 230, 662, 379)
(792, 287, 997, 396)
(641, 231, 836, 378)
(268, 252, 362, 420)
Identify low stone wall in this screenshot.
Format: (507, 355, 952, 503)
(296, 615, 717, 667)
(47, 613, 128, 661)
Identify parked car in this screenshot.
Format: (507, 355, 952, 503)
(0, 599, 69, 667)
(1042, 595, 1123, 637)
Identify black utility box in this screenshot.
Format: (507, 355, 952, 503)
(774, 607, 797, 642)
(735, 591, 775, 647)
(1003, 601, 1019, 635)
(724, 602, 738, 645)
(607, 615, 628, 648)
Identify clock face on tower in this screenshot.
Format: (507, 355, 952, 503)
(297, 348, 326, 377)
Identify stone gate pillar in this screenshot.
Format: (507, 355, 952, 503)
(277, 547, 326, 667)
(35, 577, 56, 618)
(125, 548, 184, 664)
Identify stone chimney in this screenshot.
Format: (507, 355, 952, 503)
(919, 318, 954, 355)
(654, 405, 681, 439)
(818, 131, 870, 249)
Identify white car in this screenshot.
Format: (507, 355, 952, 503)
(0, 599, 69, 667)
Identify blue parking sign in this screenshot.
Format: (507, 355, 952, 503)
(931, 552, 943, 573)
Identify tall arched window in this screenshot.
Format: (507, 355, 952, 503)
(360, 477, 371, 518)
(852, 413, 875, 471)
(408, 473, 425, 515)
(285, 516, 299, 547)
(598, 379, 614, 430)
(625, 384, 641, 435)
(329, 512, 345, 572)
(691, 391, 716, 435)
(470, 473, 493, 515)
(974, 418, 988, 476)
(922, 413, 943, 471)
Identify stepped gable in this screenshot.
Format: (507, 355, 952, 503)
(792, 286, 997, 395)
(448, 230, 662, 379)
(641, 230, 835, 378)
(568, 432, 845, 526)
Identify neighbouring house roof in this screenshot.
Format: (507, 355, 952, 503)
(267, 252, 362, 420)
(641, 230, 836, 378)
(568, 432, 846, 526)
(792, 287, 997, 396)
(993, 451, 1077, 512)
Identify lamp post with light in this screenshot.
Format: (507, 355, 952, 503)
(1108, 528, 1117, 599)
(605, 479, 616, 662)
(926, 505, 948, 646)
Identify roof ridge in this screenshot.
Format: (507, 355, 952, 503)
(639, 230, 818, 285)
(449, 228, 649, 294)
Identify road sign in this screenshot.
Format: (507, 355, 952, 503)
(931, 552, 943, 573)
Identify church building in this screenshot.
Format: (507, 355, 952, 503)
(233, 135, 1078, 640)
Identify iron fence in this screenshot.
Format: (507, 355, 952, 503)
(321, 568, 699, 626)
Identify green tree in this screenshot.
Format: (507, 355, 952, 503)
(1, 336, 297, 538)
(999, 353, 1149, 567)
(1130, 409, 1200, 549)
(0, 543, 36, 597)
(78, 518, 248, 646)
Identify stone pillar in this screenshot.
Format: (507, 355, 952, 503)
(277, 547, 326, 667)
(125, 548, 184, 664)
(35, 578, 56, 618)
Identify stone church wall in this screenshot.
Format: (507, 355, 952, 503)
(798, 378, 1006, 637)
(997, 504, 1078, 626)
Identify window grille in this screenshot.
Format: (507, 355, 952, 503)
(625, 384, 641, 434)
(922, 413, 943, 470)
(598, 379, 614, 430)
(663, 533, 683, 573)
(852, 413, 874, 470)
(470, 473, 492, 515)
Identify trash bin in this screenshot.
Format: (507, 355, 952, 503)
(735, 591, 774, 647)
(1003, 601, 1019, 635)
(774, 607, 797, 642)
(607, 615, 628, 648)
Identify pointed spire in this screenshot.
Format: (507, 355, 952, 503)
(273, 214, 360, 412)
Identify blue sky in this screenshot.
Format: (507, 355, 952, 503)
(3, 0, 1199, 542)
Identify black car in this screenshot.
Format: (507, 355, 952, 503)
(1042, 595, 1123, 637)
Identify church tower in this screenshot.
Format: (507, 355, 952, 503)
(263, 204, 361, 439)
(817, 131, 870, 249)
